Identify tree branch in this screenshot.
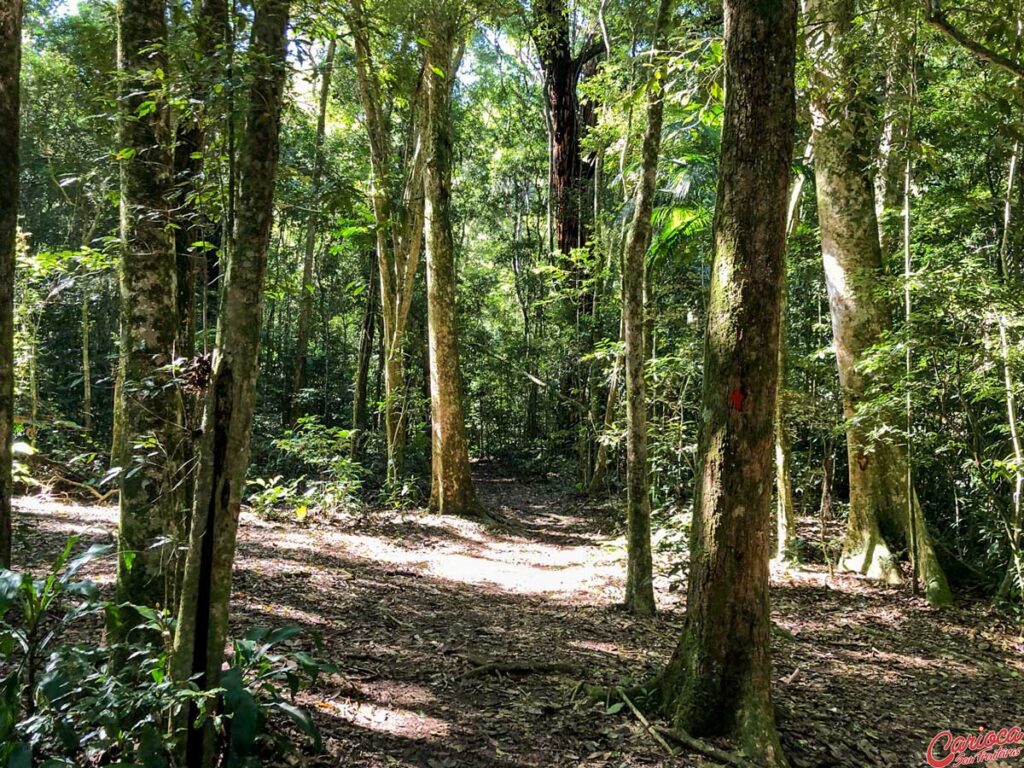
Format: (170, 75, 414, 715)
(925, 4, 1024, 79)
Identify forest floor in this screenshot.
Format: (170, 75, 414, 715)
(11, 465, 1024, 767)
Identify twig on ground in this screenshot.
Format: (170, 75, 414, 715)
(615, 686, 675, 757)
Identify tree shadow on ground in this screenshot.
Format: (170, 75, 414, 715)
(11, 477, 1024, 768)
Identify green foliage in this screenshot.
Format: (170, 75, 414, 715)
(250, 416, 362, 519)
(0, 538, 327, 767)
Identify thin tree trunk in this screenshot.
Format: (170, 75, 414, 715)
(804, 0, 951, 606)
(170, 2, 290, 764)
(348, 0, 425, 485)
(82, 296, 92, 433)
(115, 0, 185, 616)
(587, 313, 623, 496)
(774, 140, 810, 564)
(622, 0, 673, 617)
(351, 249, 379, 462)
(423, 14, 480, 517)
(659, 0, 796, 761)
(288, 39, 336, 423)
(0, 0, 21, 568)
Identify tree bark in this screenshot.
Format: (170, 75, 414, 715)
(173, 0, 228, 363)
(351, 249, 379, 462)
(774, 142, 809, 564)
(288, 39, 336, 423)
(170, 1, 290, 764)
(115, 0, 185, 615)
(348, 0, 426, 485)
(622, 0, 673, 617)
(0, 0, 21, 568)
(804, 0, 952, 607)
(423, 11, 480, 517)
(659, 0, 796, 762)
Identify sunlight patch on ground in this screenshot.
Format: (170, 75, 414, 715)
(569, 639, 628, 658)
(327, 530, 621, 597)
(314, 697, 449, 740)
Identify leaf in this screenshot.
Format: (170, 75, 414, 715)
(7, 743, 31, 768)
(430, 65, 446, 78)
(271, 701, 322, 750)
(605, 701, 624, 715)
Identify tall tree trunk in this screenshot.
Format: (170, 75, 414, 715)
(774, 141, 810, 564)
(423, 13, 480, 517)
(804, 0, 951, 606)
(532, 0, 601, 474)
(622, 0, 673, 617)
(351, 249, 379, 462)
(658, 0, 796, 761)
(173, 0, 228, 523)
(0, 0, 21, 568)
(170, 2, 290, 764)
(348, 0, 425, 485)
(288, 39, 336, 423)
(115, 0, 185, 615)
(174, 0, 229, 362)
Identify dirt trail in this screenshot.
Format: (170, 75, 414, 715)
(11, 469, 1024, 767)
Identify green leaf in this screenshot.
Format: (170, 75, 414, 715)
(7, 743, 31, 768)
(271, 701, 322, 750)
(430, 65, 445, 78)
(605, 701, 624, 715)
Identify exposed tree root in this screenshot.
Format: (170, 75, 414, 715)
(653, 725, 760, 768)
(616, 687, 676, 757)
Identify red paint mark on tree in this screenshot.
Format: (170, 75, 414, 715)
(729, 388, 745, 412)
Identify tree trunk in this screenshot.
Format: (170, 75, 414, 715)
(115, 0, 185, 615)
(288, 39, 336, 423)
(423, 15, 480, 517)
(173, 0, 228, 523)
(348, 0, 426, 485)
(0, 0, 21, 568)
(621, 0, 673, 617)
(587, 313, 623, 496)
(82, 296, 92, 434)
(170, 2, 290, 764)
(774, 145, 809, 564)
(658, 0, 796, 762)
(804, 0, 951, 607)
(351, 249, 379, 462)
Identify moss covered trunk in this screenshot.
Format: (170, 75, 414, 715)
(170, 1, 290, 764)
(804, 0, 951, 607)
(621, 0, 672, 616)
(658, 0, 795, 762)
(423, 17, 480, 517)
(0, 0, 21, 569)
(115, 0, 185, 614)
(349, 0, 424, 485)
